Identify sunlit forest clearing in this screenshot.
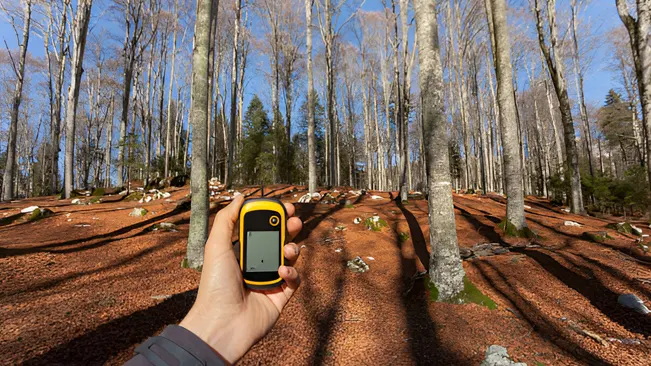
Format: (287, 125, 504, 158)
(1, 0, 650, 365)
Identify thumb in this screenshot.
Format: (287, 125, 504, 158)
(208, 194, 244, 252)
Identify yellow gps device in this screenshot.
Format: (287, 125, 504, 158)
(238, 198, 286, 290)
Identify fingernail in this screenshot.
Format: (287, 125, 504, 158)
(294, 246, 299, 256)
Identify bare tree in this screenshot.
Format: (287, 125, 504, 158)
(533, 0, 583, 214)
(62, 0, 93, 198)
(414, 0, 465, 300)
(225, 0, 242, 188)
(185, 0, 215, 269)
(616, 0, 651, 219)
(306, 0, 317, 194)
(1, 0, 32, 201)
(486, 0, 527, 230)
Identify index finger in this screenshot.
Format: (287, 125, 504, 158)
(284, 202, 295, 218)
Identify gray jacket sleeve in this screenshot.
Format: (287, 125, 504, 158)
(124, 325, 228, 366)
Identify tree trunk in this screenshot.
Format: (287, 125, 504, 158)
(415, 0, 465, 301)
(616, 0, 651, 221)
(535, 0, 583, 214)
(306, 0, 317, 194)
(486, 0, 527, 229)
(164, 0, 179, 178)
(225, 0, 241, 188)
(2, 0, 32, 201)
(105, 96, 115, 187)
(185, 0, 214, 269)
(63, 0, 92, 199)
(570, 0, 594, 178)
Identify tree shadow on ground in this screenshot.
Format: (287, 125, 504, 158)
(302, 237, 346, 365)
(453, 203, 507, 245)
(525, 216, 651, 267)
(392, 194, 467, 365)
(473, 260, 610, 365)
(571, 252, 651, 299)
(22, 289, 197, 365)
(512, 247, 651, 337)
(0, 207, 188, 258)
(395, 198, 429, 276)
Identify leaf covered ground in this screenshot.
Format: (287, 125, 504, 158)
(0, 185, 649, 365)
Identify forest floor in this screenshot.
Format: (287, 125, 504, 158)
(1, 184, 650, 365)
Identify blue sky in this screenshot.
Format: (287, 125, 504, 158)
(0, 0, 626, 127)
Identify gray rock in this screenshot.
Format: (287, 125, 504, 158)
(129, 207, 148, 217)
(20, 206, 39, 213)
(480, 345, 527, 366)
(618, 293, 651, 315)
(347, 256, 369, 273)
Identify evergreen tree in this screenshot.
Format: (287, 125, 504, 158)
(241, 95, 273, 184)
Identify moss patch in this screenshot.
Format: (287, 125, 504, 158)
(345, 204, 355, 209)
(27, 208, 54, 222)
(498, 219, 537, 238)
(606, 222, 640, 235)
(91, 188, 105, 196)
(582, 231, 612, 243)
(89, 196, 102, 204)
(427, 276, 497, 310)
(124, 191, 144, 201)
(365, 216, 388, 232)
(398, 232, 410, 243)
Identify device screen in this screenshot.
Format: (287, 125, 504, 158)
(246, 231, 280, 272)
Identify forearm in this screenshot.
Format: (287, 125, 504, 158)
(125, 325, 229, 366)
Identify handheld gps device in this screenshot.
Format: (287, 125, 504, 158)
(238, 198, 286, 290)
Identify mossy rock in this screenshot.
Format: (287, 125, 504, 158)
(124, 191, 144, 201)
(26, 208, 54, 222)
(427, 276, 497, 310)
(606, 222, 640, 235)
(498, 219, 537, 238)
(149, 222, 178, 232)
(91, 188, 105, 197)
(364, 216, 388, 232)
(398, 232, 410, 243)
(583, 231, 612, 243)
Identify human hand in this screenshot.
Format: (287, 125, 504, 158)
(179, 195, 303, 363)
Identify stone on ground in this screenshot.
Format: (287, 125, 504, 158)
(617, 293, 650, 315)
(480, 345, 527, 366)
(129, 207, 148, 217)
(347, 256, 369, 273)
(20, 206, 39, 213)
(564, 221, 581, 227)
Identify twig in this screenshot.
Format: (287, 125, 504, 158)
(568, 321, 609, 347)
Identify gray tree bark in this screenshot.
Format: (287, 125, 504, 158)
(306, 0, 317, 194)
(225, 0, 241, 188)
(616, 0, 651, 221)
(486, 0, 527, 230)
(63, 0, 92, 199)
(414, 0, 465, 301)
(534, 0, 584, 214)
(165, 0, 179, 178)
(185, 0, 214, 269)
(2, 0, 32, 201)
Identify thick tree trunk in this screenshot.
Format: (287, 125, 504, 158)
(2, 0, 32, 201)
(486, 0, 527, 229)
(306, 0, 317, 194)
(415, 0, 465, 301)
(617, 0, 651, 221)
(63, 0, 92, 199)
(185, 0, 214, 269)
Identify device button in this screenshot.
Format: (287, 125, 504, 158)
(269, 215, 280, 226)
